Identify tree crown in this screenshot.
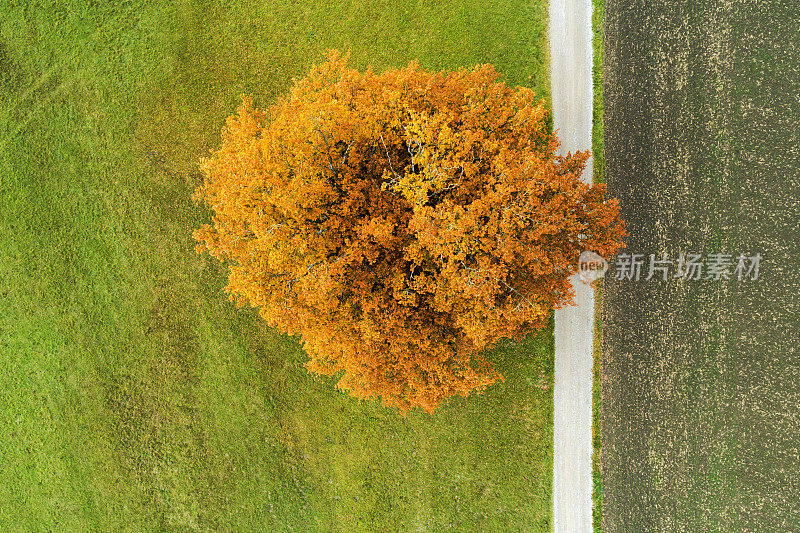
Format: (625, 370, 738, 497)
(193, 50, 626, 414)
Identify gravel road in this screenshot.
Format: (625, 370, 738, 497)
(549, 0, 595, 531)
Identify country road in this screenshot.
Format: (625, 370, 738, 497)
(549, 0, 595, 531)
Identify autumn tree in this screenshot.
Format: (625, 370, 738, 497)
(192, 49, 626, 414)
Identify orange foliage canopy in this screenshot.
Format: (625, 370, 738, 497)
(192, 50, 626, 414)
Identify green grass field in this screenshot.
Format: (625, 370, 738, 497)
(592, 0, 605, 186)
(0, 1, 555, 530)
(591, 0, 605, 530)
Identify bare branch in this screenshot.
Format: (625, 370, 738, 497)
(380, 132, 400, 179)
(456, 260, 536, 312)
(264, 223, 285, 236)
(340, 140, 355, 168)
(314, 125, 337, 172)
(379, 132, 403, 195)
(499, 278, 536, 312)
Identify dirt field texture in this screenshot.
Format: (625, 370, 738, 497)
(601, 0, 799, 531)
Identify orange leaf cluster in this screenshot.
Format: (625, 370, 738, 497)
(192, 50, 626, 414)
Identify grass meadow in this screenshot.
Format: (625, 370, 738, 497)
(0, 1, 556, 531)
(591, 0, 605, 530)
